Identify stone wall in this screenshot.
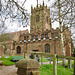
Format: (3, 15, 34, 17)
(14, 37, 62, 56)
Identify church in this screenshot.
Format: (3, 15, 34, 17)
(0, 1, 72, 56)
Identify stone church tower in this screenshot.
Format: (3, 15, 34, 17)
(30, 1, 52, 33)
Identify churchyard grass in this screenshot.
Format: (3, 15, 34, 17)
(39, 57, 50, 62)
(39, 64, 73, 75)
(39, 57, 62, 62)
(58, 60, 74, 66)
(0, 56, 15, 65)
(0, 56, 25, 66)
(0, 55, 62, 65)
(66, 60, 74, 67)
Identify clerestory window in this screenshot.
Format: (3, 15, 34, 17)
(41, 34, 44, 39)
(35, 35, 38, 40)
(45, 34, 48, 39)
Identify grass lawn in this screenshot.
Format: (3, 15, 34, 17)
(39, 57, 62, 62)
(39, 64, 73, 75)
(0, 56, 15, 65)
(0, 55, 62, 66)
(58, 60, 74, 67)
(39, 57, 50, 62)
(0, 56, 25, 66)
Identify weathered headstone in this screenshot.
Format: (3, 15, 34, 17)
(4, 56, 9, 58)
(5, 49, 10, 56)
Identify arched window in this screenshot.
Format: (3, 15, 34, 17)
(36, 15, 40, 22)
(17, 46, 21, 54)
(45, 44, 50, 53)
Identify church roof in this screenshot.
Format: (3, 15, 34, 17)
(0, 30, 28, 42)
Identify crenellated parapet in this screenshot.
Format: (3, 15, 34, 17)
(14, 30, 60, 45)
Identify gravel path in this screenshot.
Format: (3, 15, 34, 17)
(0, 65, 17, 75)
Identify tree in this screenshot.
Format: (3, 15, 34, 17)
(0, 0, 30, 34)
(48, 0, 74, 54)
(48, 0, 74, 65)
(50, 0, 75, 27)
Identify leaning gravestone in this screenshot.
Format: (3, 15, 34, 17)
(12, 50, 16, 55)
(4, 49, 11, 58)
(4, 56, 9, 58)
(5, 49, 11, 56)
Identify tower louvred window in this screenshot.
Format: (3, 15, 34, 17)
(36, 35, 38, 40)
(36, 15, 40, 22)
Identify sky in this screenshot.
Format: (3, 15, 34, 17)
(6, 0, 59, 33)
